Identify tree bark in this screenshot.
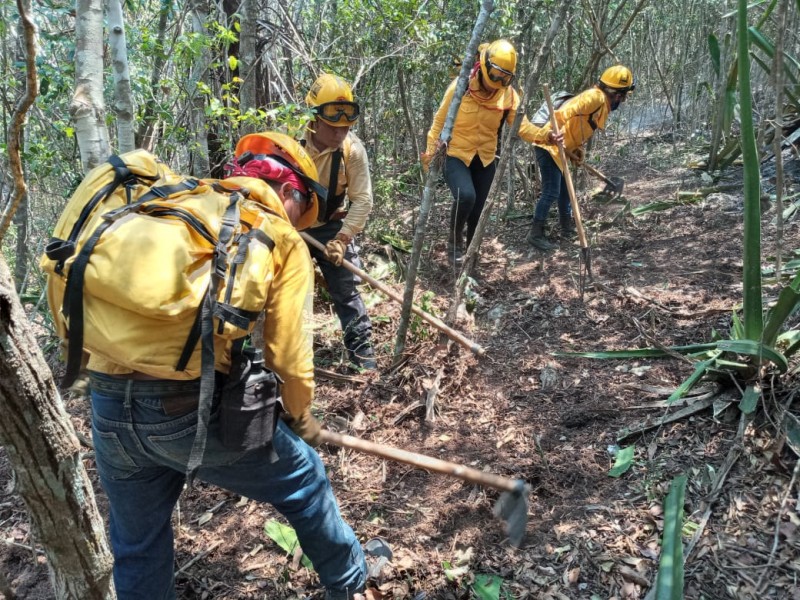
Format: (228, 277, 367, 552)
(189, 0, 211, 176)
(136, 0, 170, 151)
(70, 0, 112, 171)
(107, 0, 136, 153)
(0, 255, 116, 599)
(238, 0, 258, 134)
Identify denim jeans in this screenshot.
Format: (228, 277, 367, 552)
(89, 373, 366, 600)
(305, 221, 373, 357)
(533, 147, 572, 222)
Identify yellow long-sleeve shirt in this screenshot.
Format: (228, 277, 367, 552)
(425, 75, 550, 167)
(535, 86, 611, 172)
(304, 130, 373, 239)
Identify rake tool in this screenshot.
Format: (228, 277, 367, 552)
(319, 429, 530, 546)
(543, 84, 593, 292)
(300, 231, 485, 356)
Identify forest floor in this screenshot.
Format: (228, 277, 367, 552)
(2, 133, 800, 600)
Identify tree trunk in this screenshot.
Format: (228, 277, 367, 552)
(238, 0, 258, 134)
(107, 0, 136, 153)
(0, 256, 116, 599)
(136, 0, 170, 151)
(189, 0, 211, 176)
(70, 0, 111, 171)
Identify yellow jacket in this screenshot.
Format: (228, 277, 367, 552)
(425, 75, 550, 167)
(304, 130, 373, 239)
(87, 178, 316, 419)
(535, 86, 610, 172)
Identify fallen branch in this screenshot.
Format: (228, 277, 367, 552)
(174, 540, 223, 577)
(425, 366, 444, 422)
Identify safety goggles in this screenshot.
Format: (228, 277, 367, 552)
(487, 61, 514, 86)
(316, 101, 360, 124)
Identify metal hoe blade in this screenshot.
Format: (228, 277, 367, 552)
(492, 480, 531, 547)
(602, 175, 625, 198)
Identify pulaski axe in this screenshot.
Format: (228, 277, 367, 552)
(320, 429, 530, 546)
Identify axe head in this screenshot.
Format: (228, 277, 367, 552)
(602, 176, 625, 197)
(492, 480, 531, 547)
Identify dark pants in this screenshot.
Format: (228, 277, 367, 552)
(305, 221, 373, 356)
(444, 155, 497, 247)
(533, 147, 572, 222)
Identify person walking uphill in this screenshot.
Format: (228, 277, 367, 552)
(47, 133, 369, 600)
(527, 65, 635, 251)
(302, 73, 377, 370)
(423, 39, 558, 265)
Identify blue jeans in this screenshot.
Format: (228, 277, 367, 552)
(89, 373, 366, 600)
(533, 147, 571, 222)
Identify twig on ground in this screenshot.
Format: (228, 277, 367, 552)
(174, 540, 223, 577)
(617, 397, 716, 442)
(425, 366, 444, 422)
(754, 453, 800, 593)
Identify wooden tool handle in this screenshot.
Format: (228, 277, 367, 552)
(319, 429, 520, 493)
(543, 84, 589, 249)
(300, 231, 484, 356)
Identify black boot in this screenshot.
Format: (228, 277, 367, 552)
(526, 219, 556, 251)
(447, 230, 465, 265)
(560, 214, 576, 239)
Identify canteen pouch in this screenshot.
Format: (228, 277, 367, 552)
(220, 346, 280, 457)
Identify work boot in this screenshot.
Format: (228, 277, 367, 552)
(560, 214, 576, 239)
(447, 231, 465, 265)
(348, 341, 377, 370)
(526, 219, 556, 251)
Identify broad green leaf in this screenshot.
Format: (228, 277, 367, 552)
(471, 573, 503, 600)
(608, 445, 635, 477)
(263, 520, 313, 569)
(655, 474, 687, 600)
(748, 25, 775, 58)
(708, 34, 721, 76)
(740, 384, 760, 414)
(716, 339, 788, 373)
(668, 357, 717, 404)
(228, 55, 239, 70)
(763, 272, 800, 345)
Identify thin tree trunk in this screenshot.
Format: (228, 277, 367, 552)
(107, 0, 136, 152)
(136, 0, 170, 150)
(238, 0, 258, 134)
(445, 1, 569, 330)
(396, 65, 421, 180)
(70, 0, 111, 171)
(393, 0, 495, 360)
(12, 3, 29, 289)
(1, 1, 116, 596)
(189, 0, 211, 176)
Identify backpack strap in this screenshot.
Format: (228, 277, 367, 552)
(323, 149, 344, 221)
(185, 195, 241, 482)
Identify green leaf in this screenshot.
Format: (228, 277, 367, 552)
(668, 357, 717, 404)
(655, 474, 687, 600)
(228, 55, 239, 71)
(708, 34, 721, 76)
(740, 384, 760, 414)
(263, 520, 313, 569)
(716, 339, 788, 373)
(608, 445, 635, 477)
(470, 573, 502, 600)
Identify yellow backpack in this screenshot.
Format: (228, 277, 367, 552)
(41, 149, 279, 387)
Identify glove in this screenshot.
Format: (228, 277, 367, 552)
(325, 236, 347, 266)
(287, 409, 323, 447)
(570, 147, 585, 166)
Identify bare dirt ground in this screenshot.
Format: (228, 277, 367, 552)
(2, 134, 800, 600)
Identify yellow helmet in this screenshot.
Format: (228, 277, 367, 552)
(599, 65, 635, 92)
(305, 74, 360, 127)
(233, 132, 327, 216)
(480, 39, 517, 90)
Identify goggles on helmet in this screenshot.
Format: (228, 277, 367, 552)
(486, 61, 514, 86)
(316, 101, 360, 123)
